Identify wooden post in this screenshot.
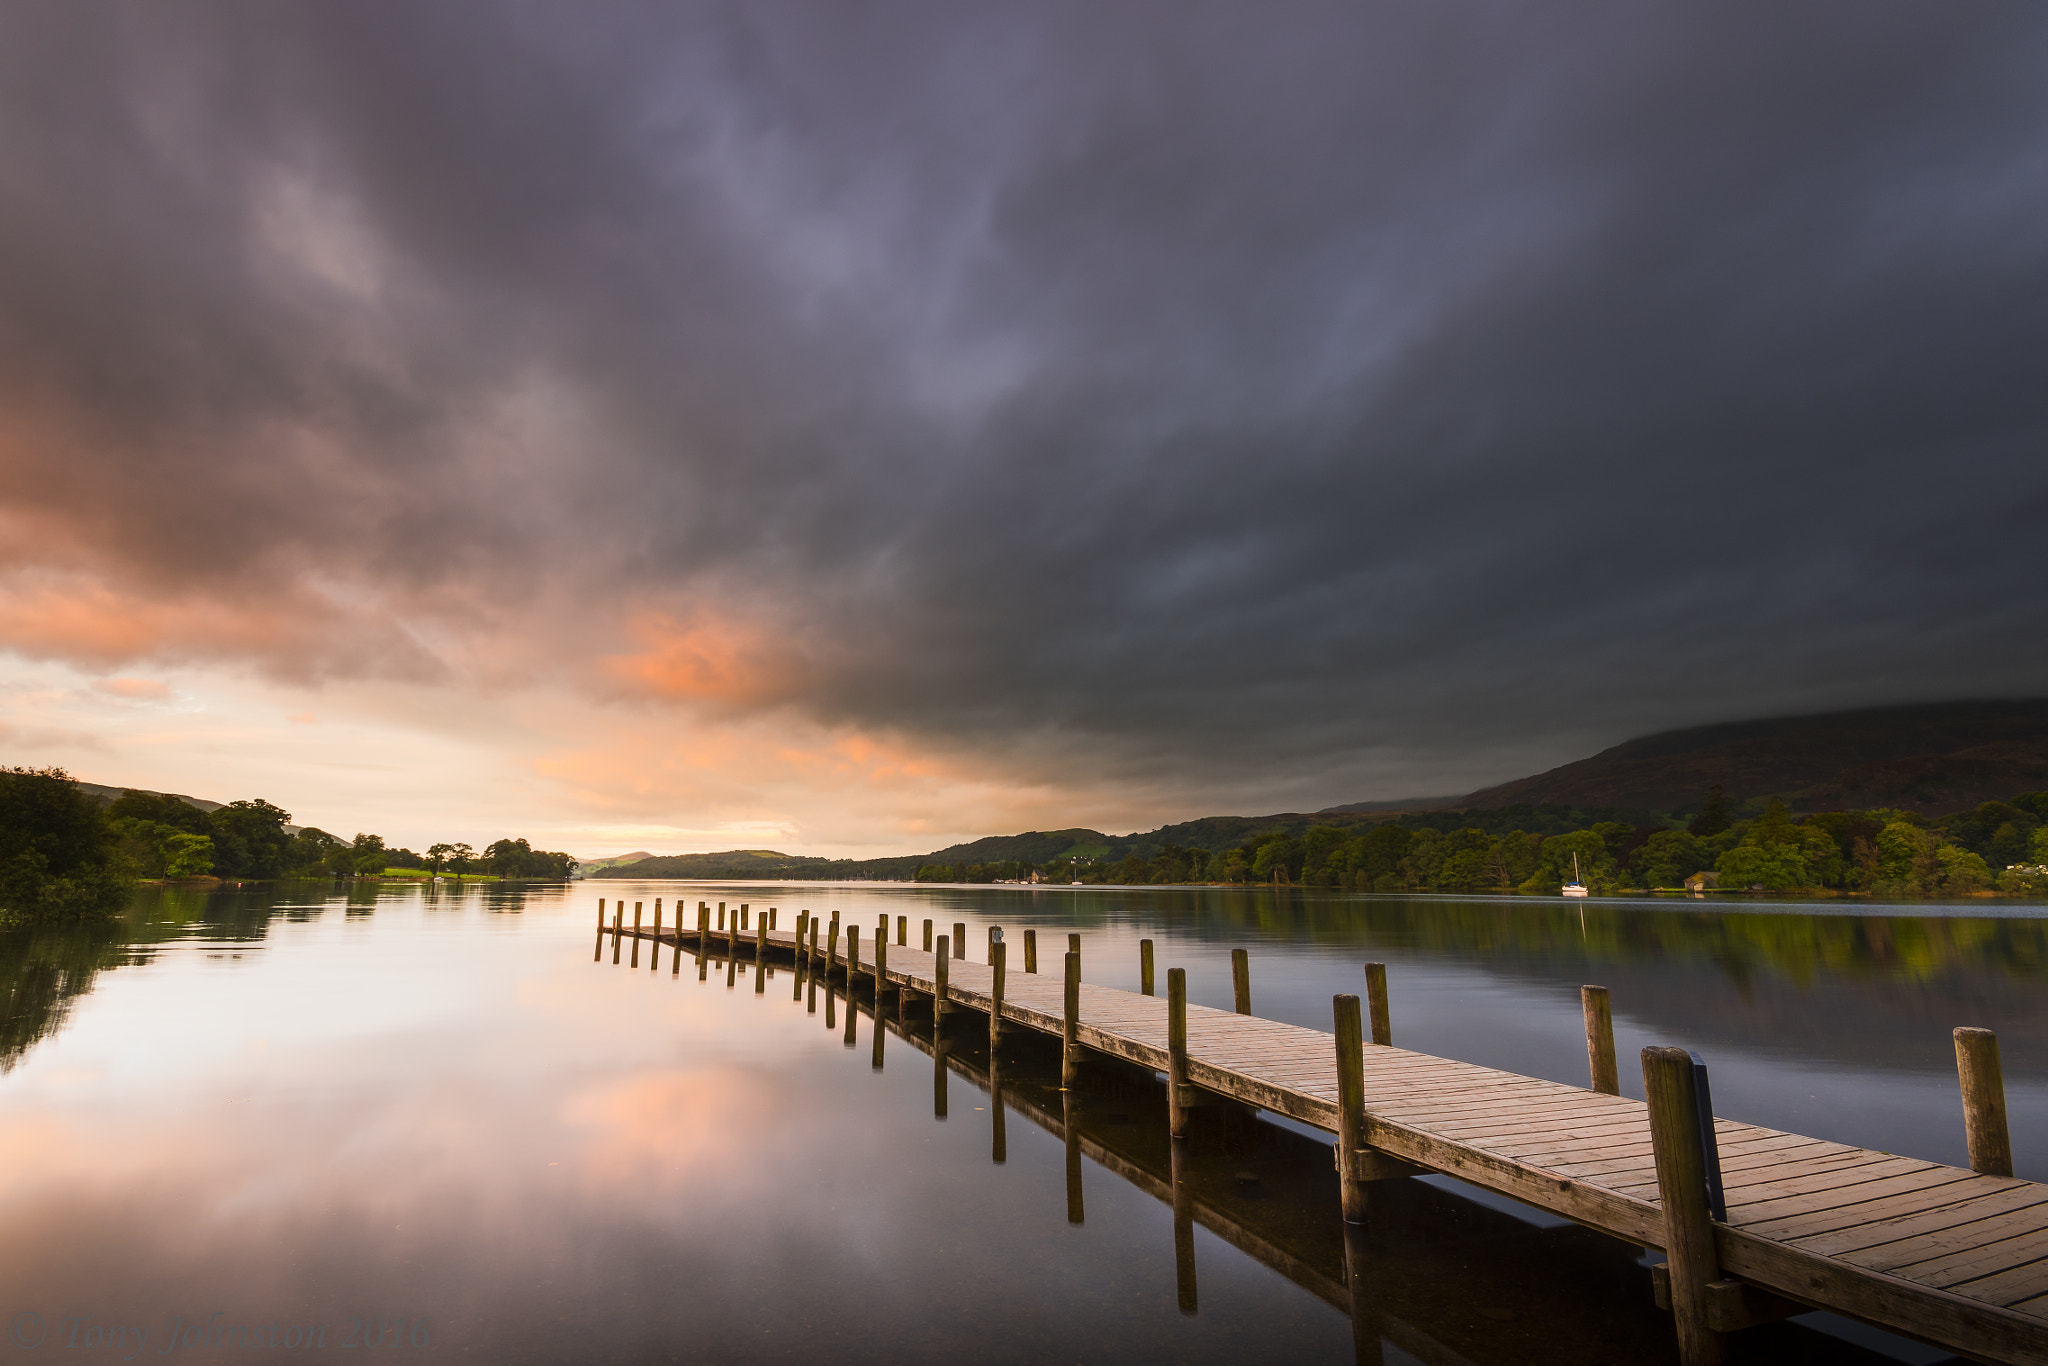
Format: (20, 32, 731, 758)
(612, 911, 621, 964)
(725, 902, 735, 959)
(769, 907, 777, 931)
(593, 923, 603, 962)
(629, 903, 642, 968)
(1334, 994, 1368, 1223)
(1063, 951, 1081, 1089)
(1024, 928, 1037, 973)
(1955, 1027, 2014, 1178)
(923, 919, 933, 952)
(1068, 932, 1081, 969)
(651, 900, 662, 971)
(843, 936, 859, 1044)
(1363, 962, 1392, 1046)
(717, 901, 724, 933)
(1583, 986, 1619, 1095)
(1168, 967, 1189, 1137)
(954, 922, 967, 961)
(871, 991, 886, 1070)
(896, 915, 906, 946)
(696, 905, 708, 980)
(874, 923, 889, 998)
(1643, 1046, 1727, 1366)
(986, 924, 998, 964)
(596, 898, 605, 929)
(754, 915, 767, 993)
(807, 918, 819, 1011)
(794, 912, 809, 999)
(989, 940, 1006, 1049)
(934, 935, 950, 1020)
(1140, 939, 1155, 996)
(1171, 1134, 1197, 1316)
(827, 915, 840, 981)
(1231, 948, 1251, 1015)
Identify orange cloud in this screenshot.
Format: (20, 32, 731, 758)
(600, 610, 805, 708)
(91, 676, 172, 700)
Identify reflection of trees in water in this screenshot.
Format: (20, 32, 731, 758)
(1013, 889, 2048, 985)
(0, 920, 134, 1073)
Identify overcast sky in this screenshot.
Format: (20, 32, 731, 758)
(2, 2, 2045, 855)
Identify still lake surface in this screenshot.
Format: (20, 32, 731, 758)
(3, 879, 2042, 1364)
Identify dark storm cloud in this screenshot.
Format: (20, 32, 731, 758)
(3, 1, 2046, 802)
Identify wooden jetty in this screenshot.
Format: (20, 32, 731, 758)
(601, 901, 2048, 1365)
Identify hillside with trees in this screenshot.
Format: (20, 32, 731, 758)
(1458, 699, 2048, 817)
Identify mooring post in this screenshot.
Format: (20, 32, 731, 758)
(895, 914, 906, 946)
(1140, 939, 1155, 996)
(1955, 1027, 2014, 1177)
(1171, 1133, 1198, 1316)
(1363, 962, 1392, 1046)
(807, 917, 819, 1010)
(1334, 993, 1369, 1223)
(986, 924, 998, 964)
(1063, 950, 1082, 1089)
(717, 901, 725, 933)
(793, 912, 809, 998)
(725, 903, 736, 958)
(827, 914, 840, 981)
(1643, 1046, 1727, 1366)
(697, 905, 708, 980)
(754, 915, 767, 993)
(843, 936, 859, 1044)
(1584, 986, 1619, 1095)
(651, 900, 662, 971)
(934, 935, 950, 1020)
(1024, 928, 1038, 973)
(953, 922, 967, 961)
(1068, 932, 1081, 969)
(874, 921, 889, 997)
(769, 907, 777, 931)
(1168, 967, 1190, 1137)
(630, 902, 643, 968)
(612, 911, 622, 964)
(990, 939, 1007, 1049)
(923, 919, 933, 952)
(596, 898, 605, 930)
(1231, 949, 1251, 1015)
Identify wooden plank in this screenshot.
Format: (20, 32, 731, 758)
(1794, 1187, 2048, 1260)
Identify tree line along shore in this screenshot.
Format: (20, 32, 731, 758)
(913, 785, 2048, 895)
(0, 767, 574, 926)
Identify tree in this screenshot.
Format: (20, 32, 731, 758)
(1715, 844, 1808, 891)
(1630, 830, 1705, 889)
(164, 833, 215, 878)
(1689, 785, 1732, 838)
(0, 767, 129, 924)
(426, 843, 455, 876)
(208, 799, 293, 878)
(1521, 830, 1617, 892)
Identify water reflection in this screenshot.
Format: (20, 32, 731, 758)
(0, 880, 2011, 1365)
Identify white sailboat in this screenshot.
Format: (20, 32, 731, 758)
(1562, 852, 1589, 898)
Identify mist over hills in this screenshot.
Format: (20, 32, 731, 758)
(593, 700, 2048, 880)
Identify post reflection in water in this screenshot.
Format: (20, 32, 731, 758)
(1063, 1090, 1084, 1225)
(1170, 1136, 1197, 1317)
(989, 1050, 1007, 1165)
(1341, 1222, 1384, 1366)
(933, 1029, 948, 1120)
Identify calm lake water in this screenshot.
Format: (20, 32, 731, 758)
(3, 880, 2038, 1365)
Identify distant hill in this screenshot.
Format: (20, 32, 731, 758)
(1459, 699, 2048, 817)
(573, 851, 655, 873)
(75, 781, 222, 813)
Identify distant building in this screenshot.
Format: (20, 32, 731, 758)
(1684, 871, 1719, 891)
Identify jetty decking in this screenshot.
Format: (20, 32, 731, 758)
(603, 903, 2048, 1365)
